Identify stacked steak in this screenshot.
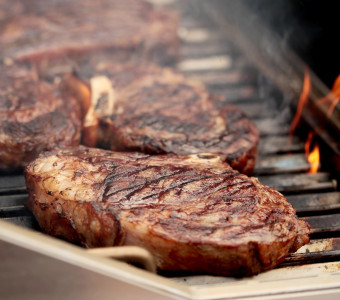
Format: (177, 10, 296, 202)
(25, 146, 310, 276)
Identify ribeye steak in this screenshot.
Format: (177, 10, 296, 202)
(0, 62, 82, 171)
(66, 60, 260, 175)
(25, 146, 310, 276)
(0, 0, 178, 66)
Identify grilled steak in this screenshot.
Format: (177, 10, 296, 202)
(25, 146, 310, 276)
(0, 0, 178, 66)
(66, 60, 259, 174)
(0, 61, 82, 171)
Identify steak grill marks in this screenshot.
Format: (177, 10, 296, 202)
(84, 63, 259, 174)
(1, 0, 340, 281)
(103, 165, 236, 208)
(24, 147, 309, 275)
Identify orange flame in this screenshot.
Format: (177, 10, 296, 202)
(290, 69, 311, 136)
(289, 71, 340, 174)
(290, 70, 320, 173)
(305, 132, 320, 173)
(317, 73, 340, 117)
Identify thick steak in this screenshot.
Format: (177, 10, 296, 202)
(0, 62, 82, 171)
(25, 146, 310, 276)
(0, 0, 178, 65)
(67, 61, 259, 174)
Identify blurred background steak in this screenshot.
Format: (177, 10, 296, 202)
(0, 61, 82, 172)
(25, 146, 310, 276)
(0, 0, 259, 174)
(66, 60, 259, 175)
(0, 0, 179, 66)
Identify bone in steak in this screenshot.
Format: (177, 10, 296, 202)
(67, 60, 259, 175)
(25, 146, 310, 276)
(0, 62, 82, 171)
(0, 0, 178, 66)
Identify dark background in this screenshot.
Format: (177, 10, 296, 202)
(244, 0, 340, 89)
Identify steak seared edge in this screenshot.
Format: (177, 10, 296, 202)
(25, 146, 310, 276)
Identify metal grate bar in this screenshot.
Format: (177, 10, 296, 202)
(287, 192, 340, 214)
(0, 194, 27, 208)
(258, 136, 304, 155)
(303, 214, 340, 234)
(257, 173, 337, 194)
(254, 153, 311, 175)
(0, 176, 27, 195)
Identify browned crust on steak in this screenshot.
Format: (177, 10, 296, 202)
(70, 61, 259, 174)
(0, 62, 82, 171)
(25, 146, 310, 276)
(0, 0, 178, 66)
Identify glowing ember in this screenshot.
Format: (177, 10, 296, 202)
(305, 132, 320, 173)
(318, 73, 340, 117)
(290, 69, 311, 135)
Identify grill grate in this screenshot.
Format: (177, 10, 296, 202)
(1, 0, 340, 278)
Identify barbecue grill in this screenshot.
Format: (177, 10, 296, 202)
(1, 0, 340, 299)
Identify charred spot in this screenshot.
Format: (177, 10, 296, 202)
(226, 148, 247, 161)
(138, 135, 166, 153)
(73, 171, 83, 179)
(1, 96, 15, 110)
(286, 221, 295, 231)
(39, 203, 50, 211)
(197, 154, 218, 160)
(95, 93, 109, 111)
(220, 107, 245, 125)
(112, 212, 125, 246)
(219, 215, 229, 222)
(170, 212, 177, 219)
(130, 209, 145, 217)
(47, 191, 53, 196)
(90, 202, 104, 215)
(56, 210, 66, 218)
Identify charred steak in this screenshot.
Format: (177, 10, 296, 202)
(0, 62, 82, 171)
(25, 146, 310, 276)
(67, 61, 259, 174)
(0, 0, 178, 66)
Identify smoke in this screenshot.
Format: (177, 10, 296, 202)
(243, 0, 340, 89)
